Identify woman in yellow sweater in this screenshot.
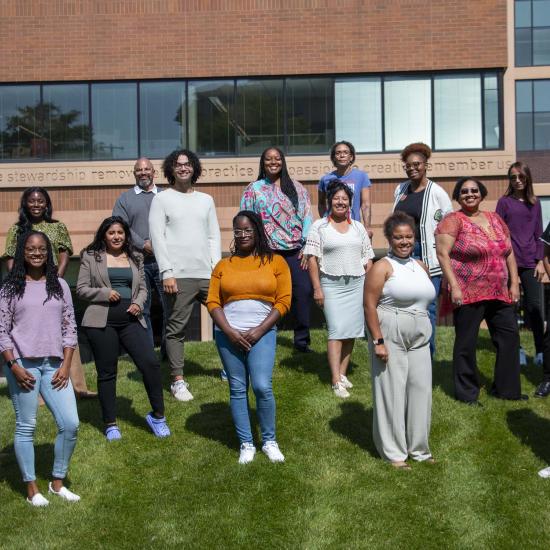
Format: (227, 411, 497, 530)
(207, 210, 291, 465)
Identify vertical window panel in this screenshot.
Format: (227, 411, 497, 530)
(286, 78, 334, 154)
(533, 28, 550, 64)
(335, 78, 382, 152)
(384, 77, 431, 151)
(140, 81, 185, 159)
(235, 79, 284, 155)
(91, 83, 137, 160)
(533, 0, 550, 25)
(484, 75, 500, 149)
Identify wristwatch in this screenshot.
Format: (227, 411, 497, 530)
(6, 359, 18, 369)
(372, 338, 384, 345)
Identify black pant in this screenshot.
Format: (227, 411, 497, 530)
(86, 300, 165, 424)
(518, 267, 544, 354)
(453, 300, 522, 402)
(276, 248, 312, 348)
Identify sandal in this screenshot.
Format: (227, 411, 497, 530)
(105, 425, 122, 441)
(391, 461, 411, 470)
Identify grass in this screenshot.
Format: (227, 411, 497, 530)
(1, 327, 550, 549)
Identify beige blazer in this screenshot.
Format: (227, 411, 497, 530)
(77, 250, 147, 328)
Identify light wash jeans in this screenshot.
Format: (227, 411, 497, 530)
(4, 357, 79, 482)
(215, 327, 277, 445)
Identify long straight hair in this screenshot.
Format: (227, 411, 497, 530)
(257, 147, 298, 210)
(506, 161, 536, 205)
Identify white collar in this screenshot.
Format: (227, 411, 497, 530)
(134, 184, 158, 195)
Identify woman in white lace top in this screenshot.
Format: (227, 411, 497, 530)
(304, 180, 374, 398)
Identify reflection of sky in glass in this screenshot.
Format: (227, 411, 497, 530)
(0, 85, 40, 132)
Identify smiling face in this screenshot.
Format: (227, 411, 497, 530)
(26, 191, 47, 221)
(24, 234, 48, 271)
(262, 148, 283, 180)
(403, 153, 427, 184)
(457, 179, 482, 212)
(173, 154, 194, 186)
(134, 158, 155, 190)
(332, 144, 354, 170)
(330, 189, 350, 218)
(104, 223, 127, 253)
(233, 215, 257, 255)
(389, 224, 415, 258)
(508, 167, 526, 195)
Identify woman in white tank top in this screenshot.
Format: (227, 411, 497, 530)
(364, 211, 436, 470)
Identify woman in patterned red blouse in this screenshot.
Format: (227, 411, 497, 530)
(435, 177, 527, 406)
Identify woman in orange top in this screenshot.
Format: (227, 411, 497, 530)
(207, 210, 291, 465)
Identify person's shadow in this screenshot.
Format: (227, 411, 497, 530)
(329, 401, 378, 457)
(185, 401, 239, 450)
(507, 408, 550, 465)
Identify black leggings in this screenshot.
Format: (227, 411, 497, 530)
(87, 300, 164, 424)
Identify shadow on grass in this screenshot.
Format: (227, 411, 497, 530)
(185, 401, 238, 450)
(329, 401, 378, 457)
(78, 395, 149, 435)
(507, 408, 550, 464)
(277, 334, 332, 384)
(520, 362, 544, 388)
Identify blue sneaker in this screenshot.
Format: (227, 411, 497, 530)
(105, 425, 122, 442)
(146, 412, 171, 438)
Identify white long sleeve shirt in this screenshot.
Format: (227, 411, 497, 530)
(149, 188, 221, 280)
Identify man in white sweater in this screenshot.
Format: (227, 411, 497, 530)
(149, 149, 221, 401)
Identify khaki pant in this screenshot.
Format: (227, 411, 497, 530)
(370, 306, 432, 463)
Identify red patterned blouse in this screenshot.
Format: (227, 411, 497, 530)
(435, 211, 513, 307)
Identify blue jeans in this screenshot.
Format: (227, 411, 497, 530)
(4, 357, 79, 482)
(412, 241, 441, 357)
(144, 260, 167, 354)
(215, 328, 277, 445)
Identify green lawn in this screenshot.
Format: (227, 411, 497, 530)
(1, 327, 550, 549)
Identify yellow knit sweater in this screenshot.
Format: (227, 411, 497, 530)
(206, 254, 291, 317)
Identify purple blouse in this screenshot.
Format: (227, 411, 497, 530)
(0, 279, 77, 360)
(495, 195, 543, 269)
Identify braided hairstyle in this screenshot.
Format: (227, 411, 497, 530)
(15, 187, 57, 234)
(257, 147, 299, 210)
(230, 210, 273, 264)
(0, 231, 63, 303)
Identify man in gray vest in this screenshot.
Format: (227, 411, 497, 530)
(113, 157, 166, 354)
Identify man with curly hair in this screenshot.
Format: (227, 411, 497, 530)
(149, 149, 221, 402)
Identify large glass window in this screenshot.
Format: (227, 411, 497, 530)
(335, 78, 382, 152)
(384, 77, 431, 151)
(0, 85, 41, 160)
(515, 0, 550, 66)
(43, 84, 90, 160)
(188, 80, 235, 156)
(484, 75, 501, 149)
(434, 74, 482, 150)
(286, 78, 334, 154)
(140, 81, 185, 159)
(91, 83, 137, 160)
(235, 79, 284, 156)
(516, 79, 550, 151)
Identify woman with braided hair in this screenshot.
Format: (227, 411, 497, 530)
(0, 231, 80, 506)
(240, 147, 313, 353)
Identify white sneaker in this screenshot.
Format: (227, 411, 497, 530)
(238, 442, 256, 464)
(538, 466, 550, 478)
(332, 382, 350, 398)
(171, 379, 194, 401)
(519, 348, 527, 367)
(27, 493, 49, 507)
(340, 374, 353, 389)
(535, 352, 544, 366)
(262, 441, 285, 463)
(48, 482, 81, 502)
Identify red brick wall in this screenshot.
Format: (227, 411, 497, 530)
(0, 0, 507, 83)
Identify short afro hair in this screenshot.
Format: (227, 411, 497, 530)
(162, 149, 203, 186)
(383, 211, 416, 241)
(452, 177, 488, 202)
(400, 142, 432, 163)
(330, 141, 356, 165)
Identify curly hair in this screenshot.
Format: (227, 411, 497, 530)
(326, 179, 353, 208)
(452, 177, 488, 202)
(330, 141, 356, 165)
(257, 147, 298, 210)
(230, 210, 273, 264)
(15, 187, 57, 234)
(400, 142, 432, 163)
(0, 231, 63, 304)
(162, 149, 203, 186)
(506, 161, 536, 205)
(383, 212, 416, 241)
(82, 216, 141, 265)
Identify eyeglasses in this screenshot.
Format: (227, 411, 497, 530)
(233, 229, 254, 237)
(460, 188, 480, 195)
(402, 161, 425, 171)
(24, 247, 47, 256)
(509, 174, 526, 183)
(174, 162, 193, 170)
(334, 150, 351, 157)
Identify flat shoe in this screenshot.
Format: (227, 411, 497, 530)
(48, 482, 80, 502)
(27, 493, 49, 507)
(535, 381, 550, 398)
(391, 461, 411, 470)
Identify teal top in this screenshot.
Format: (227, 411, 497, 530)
(108, 267, 133, 301)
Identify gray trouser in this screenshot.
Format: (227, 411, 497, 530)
(164, 278, 210, 378)
(370, 306, 432, 463)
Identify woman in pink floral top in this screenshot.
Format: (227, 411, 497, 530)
(435, 177, 526, 405)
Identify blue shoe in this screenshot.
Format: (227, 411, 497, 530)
(220, 369, 228, 381)
(146, 412, 171, 438)
(105, 425, 122, 441)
